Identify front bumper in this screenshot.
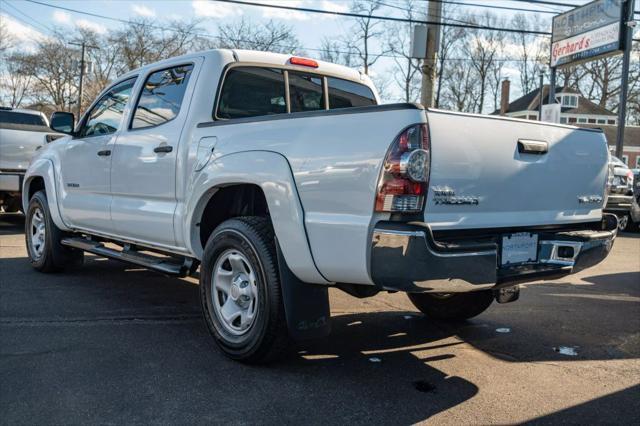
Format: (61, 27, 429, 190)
(370, 215, 618, 293)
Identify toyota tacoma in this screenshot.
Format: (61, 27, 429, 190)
(23, 50, 617, 363)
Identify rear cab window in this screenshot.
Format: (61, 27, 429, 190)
(288, 72, 325, 112)
(0, 111, 46, 126)
(215, 66, 376, 120)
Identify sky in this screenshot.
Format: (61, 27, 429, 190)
(0, 0, 622, 101)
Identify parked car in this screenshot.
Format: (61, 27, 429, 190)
(629, 168, 640, 231)
(0, 107, 63, 213)
(604, 155, 636, 230)
(22, 50, 617, 363)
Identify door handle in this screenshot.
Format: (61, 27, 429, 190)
(517, 139, 548, 155)
(97, 149, 111, 156)
(154, 145, 173, 153)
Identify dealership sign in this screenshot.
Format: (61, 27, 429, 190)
(551, 0, 625, 67)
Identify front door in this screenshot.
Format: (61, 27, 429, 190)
(58, 78, 136, 233)
(110, 63, 196, 248)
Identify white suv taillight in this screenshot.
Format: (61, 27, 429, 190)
(375, 124, 431, 213)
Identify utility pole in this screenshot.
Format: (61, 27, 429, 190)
(420, 0, 442, 108)
(538, 70, 544, 121)
(547, 68, 556, 105)
(615, 0, 636, 159)
(69, 41, 97, 119)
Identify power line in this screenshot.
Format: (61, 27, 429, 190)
(2, 1, 54, 34)
(512, 0, 582, 7)
(3, 9, 552, 64)
(16, 0, 547, 63)
(515, 0, 639, 15)
(379, 0, 502, 28)
(213, 0, 551, 36)
(423, 0, 560, 14)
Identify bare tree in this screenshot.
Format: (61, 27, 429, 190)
(385, 0, 422, 102)
(466, 15, 505, 113)
(110, 19, 204, 70)
(488, 59, 505, 112)
(15, 35, 77, 110)
(441, 58, 478, 112)
(435, 8, 466, 107)
(0, 53, 32, 107)
(319, 37, 354, 67)
(348, 0, 387, 75)
(216, 18, 300, 54)
(0, 17, 15, 55)
(509, 14, 547, 95)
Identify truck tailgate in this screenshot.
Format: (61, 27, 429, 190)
(424, 110, 609, 230)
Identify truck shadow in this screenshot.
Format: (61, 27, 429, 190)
(524, 384, 640, 424)
(0, 212, 24, 235)
(1, 219, 638, 423)
(0, 254, 480, 424)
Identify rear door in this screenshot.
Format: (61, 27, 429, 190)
(110, 62, 198, 247)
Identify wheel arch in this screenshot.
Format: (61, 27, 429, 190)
(184, 150, 329, 285)
(22, 159, 70, 231)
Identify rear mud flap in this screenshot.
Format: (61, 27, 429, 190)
(276, 242, 331, 341)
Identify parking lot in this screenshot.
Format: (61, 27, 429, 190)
(1, 212, 639, 425)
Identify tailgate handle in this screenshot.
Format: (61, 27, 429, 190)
(518, 139, 548, 155)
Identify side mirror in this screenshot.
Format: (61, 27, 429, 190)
(50, 111, 75, 135)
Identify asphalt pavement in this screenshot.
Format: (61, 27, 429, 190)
(1, 213, 639, 425)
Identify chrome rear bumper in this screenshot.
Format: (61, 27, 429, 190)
(370, 215, 617, 293)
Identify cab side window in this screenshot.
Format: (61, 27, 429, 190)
(288, 72, 324, 112)
(131, 64, 194, 129)
(79, 78, 136, 138)
(217, 67, 286, 119)
(327, 77, 376, 109)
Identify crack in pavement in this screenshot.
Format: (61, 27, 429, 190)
(0, 313, 203, 326)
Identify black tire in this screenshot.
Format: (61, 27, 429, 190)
(2, 196, 22, 213)
(25, 190, 83, 272)
(407, 290, 494, 321)
(617, 214, 629, 231)
(200, 216, 290, 363)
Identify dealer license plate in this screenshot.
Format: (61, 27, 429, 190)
(501, 233, 538, 266)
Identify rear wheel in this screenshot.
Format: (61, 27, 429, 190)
(407, 291, 494, 321)
(200, 217, 290, 363)
(25, 190, 83, 272)
(617, 214, 629, 231)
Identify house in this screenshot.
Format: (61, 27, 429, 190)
(493, 82, 618, 125)
(494, 80, 639, 168)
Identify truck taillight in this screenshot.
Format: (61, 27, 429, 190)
(375, 124, 431, 213)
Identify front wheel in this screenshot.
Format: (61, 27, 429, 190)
(200, 217, 290, 363)
(407, 291, 494, 321)
(25, 190, 83, 272)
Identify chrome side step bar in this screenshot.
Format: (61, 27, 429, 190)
(61, 237, 197, 277)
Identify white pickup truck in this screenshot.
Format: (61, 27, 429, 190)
(0, 108, 62, 212)
(23, 50, 617, 363)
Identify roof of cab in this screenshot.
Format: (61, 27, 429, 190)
(117, 49, 364, 84)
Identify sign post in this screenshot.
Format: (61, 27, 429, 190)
(542, 104, 562, 123)
(549, 0, 633, 158)
(615, 0, 635, 159)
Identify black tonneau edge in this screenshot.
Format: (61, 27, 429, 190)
(197, 102, 424, 128)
